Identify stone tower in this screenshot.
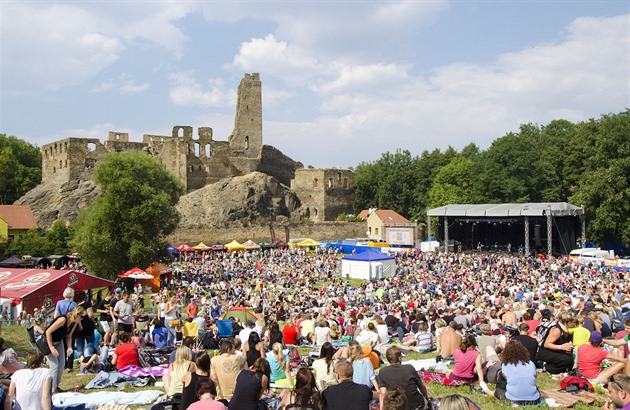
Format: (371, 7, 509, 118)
(291, 168, 355, 222)
(228, 73, 263, 157)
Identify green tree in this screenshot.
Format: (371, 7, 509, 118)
(70, 151, 184, 278)
(46, 220, 72, 255)
(570, 111, 630, 244)
(427, 156, 475, 208)
(0, 134, 42, 204)
(5, 228, 51, 257)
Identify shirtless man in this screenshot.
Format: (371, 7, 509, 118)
(502, 305, 518, 327)
(438, 321, 462, 360)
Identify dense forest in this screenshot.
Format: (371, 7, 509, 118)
(354, 110, 629, 246)
(1, 110, 628, 255)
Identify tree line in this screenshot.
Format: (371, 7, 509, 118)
(353, 110, 629, 246)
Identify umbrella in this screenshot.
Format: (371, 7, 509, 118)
(375, 288, 385, 299)
(119, 267, 153, 280)
(259, 241, 275, 249)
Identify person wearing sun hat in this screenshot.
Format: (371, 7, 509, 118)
(577, 331, 629, 385)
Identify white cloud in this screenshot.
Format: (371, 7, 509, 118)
(2, 2, 192, 95)
(168, 72, 236, 107)
(263, 14, 628, 167)
(229, 34, 328, 85)
(90, 74, 149, 95)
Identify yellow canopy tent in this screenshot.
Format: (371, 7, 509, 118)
(225, 240, 245, 252)
(193, 242, 211, 251)
(296, 238, 321, 247)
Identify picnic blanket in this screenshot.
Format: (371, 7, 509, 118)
(53, 391, 162, 409)
(119, 364, 168, 378)
(84, 371, 148, 390)
(418, 371, 476, 386)
(541, 389, 600, 408)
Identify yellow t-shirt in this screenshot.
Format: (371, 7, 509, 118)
(570, 326, 590, 346)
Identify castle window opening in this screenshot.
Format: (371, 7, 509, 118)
(198, 165, 202, 171)
(85, 158, 96, 169)
(54, 143, 58, 153)
(194, 142, 200, 157)
(205, 144, 211, 158)
(338, 172, 341, 182)
(328, 178, 333, 188)
(375, 228, 379, 236)
(64, 142, 68, 152)
(344, 178, 348, 188)
(59, 160, 62, 168)
(313, 178, 318, 188)
(115, 134, 121, 140)
(190, 165, 194, 173)
(64, 160, 67, 168)
(178, 128, 184, 138)
(245, 136, 249, 150)
(53, 167, 56, 173)
(205, 165, 209, 172)
(314, 208, 319, 217)
(87, 142, 96, 152)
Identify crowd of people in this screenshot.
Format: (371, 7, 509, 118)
(1, 246, 630, 409)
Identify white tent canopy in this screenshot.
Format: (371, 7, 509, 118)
(427, 202, 584, 217)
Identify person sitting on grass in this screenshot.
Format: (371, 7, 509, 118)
(577, 331, 629, 385)
(445, 335, 484, 383)
(399, 321, 434, 353)
(479, 340, 541, 406)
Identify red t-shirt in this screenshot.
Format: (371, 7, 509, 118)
(577, 344, 609, 379)
(115, 342, 139, 370)
(282, 324, 298, 345)
(525, 319, 540, 334)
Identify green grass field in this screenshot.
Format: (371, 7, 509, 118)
(1, 323, 608, 409)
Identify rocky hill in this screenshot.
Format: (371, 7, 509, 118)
(17, 172, 303, 229)
(176, 172, 303, 228)
(16, 179, 100, 229)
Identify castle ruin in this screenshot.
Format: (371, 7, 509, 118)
(38, 73, 354, 223)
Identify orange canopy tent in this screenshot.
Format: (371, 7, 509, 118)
(142, 262, 169, 291)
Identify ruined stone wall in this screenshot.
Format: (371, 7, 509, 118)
(291, 168, 354, 222)
(168, 221, 367, 245)
(42, 138, 110, 185)
(258, 145, 303, 187)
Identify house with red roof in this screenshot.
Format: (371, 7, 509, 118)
(365, 209, 416, 246)
(0, 205, 38, 242)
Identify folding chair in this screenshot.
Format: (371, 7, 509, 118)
(216, 319, 234, 339)
(183, 321, 202, 350)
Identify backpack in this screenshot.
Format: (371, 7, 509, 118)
(287, 347, 308, 370)
(138, 348, 161, 368)
(560, 375, 594, 392)
(535, 319, 558, 349)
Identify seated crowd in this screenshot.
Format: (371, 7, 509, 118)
(1, 249, 630, 410)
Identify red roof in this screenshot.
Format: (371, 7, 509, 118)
(0, 205, 37, 229)
(374, 209, 411, 224)
(357, 210, 370, 220)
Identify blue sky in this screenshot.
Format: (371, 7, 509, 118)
(1, 1, 628, 168)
